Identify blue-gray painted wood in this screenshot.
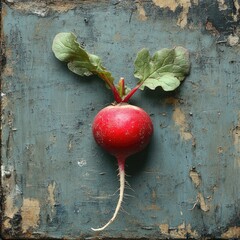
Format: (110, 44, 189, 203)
(1, 1, 240, 239)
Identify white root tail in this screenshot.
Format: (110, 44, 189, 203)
(91, 167, 125, 231)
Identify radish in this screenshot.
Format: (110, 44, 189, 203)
(91, 103, 153, 231)
(52, 32, 190, 231)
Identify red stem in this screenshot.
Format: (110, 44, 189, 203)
(122, 82, 142, 103)
(98, 73, 122, 103)
(111, 85, 123, 103)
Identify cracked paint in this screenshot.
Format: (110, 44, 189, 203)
(152, 0, 199, 28)
(2, 48, 13, 77)
(1, 166, 21, 229)
(189, 168, 210, 212)
(136, 2, 147, 21)
(233, 113, 240, 167)
(189, 168, 201, 188)
(221, 226, 240, 239)
(227, 34, 239, 46)
(21, 198, 40, 233)
(205, 20, 220, 36)
(5, 1, 77, 17)
(217, 0, 228, 11)
(2, 92, 9, 110)
(233, 0, 240, 22)
(172, 107, 193, 141)
(48, 181, 56, 211)
(47, 181, 57, 223)
(196, 192, 210, 212)
(159, 222, 199, 238)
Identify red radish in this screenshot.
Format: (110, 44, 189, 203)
(52, 33, 190, 231)
(91, 103, 153, 231)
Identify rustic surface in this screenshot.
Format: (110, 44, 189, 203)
(1, 0, 240, 239)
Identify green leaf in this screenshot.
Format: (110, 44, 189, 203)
(134, 46, 190, 91)
(52, 32, 114, 83)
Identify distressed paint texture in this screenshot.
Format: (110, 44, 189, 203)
(1, 0, 240, 239)
(21, 198, 40, 233)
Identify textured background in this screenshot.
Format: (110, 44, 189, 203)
(1, 0, 240, 239)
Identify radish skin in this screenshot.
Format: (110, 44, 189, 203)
(91, 103, 153, 231)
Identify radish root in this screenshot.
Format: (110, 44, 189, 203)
(91, 159, 125, 231)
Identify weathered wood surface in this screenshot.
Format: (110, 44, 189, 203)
(1, 0, 240, 239)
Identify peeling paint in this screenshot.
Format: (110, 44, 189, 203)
(189, 168, 201, 188)
(5, 1, 77, 17)
(136, 2, 147, 21)
(197, 192, 210, 212)
(47, 181, 56, 223)
(189, 168, 210, 212)
(50, 134, 57, 144)
(233, 113, 240, 166)
(77, 159, 87, 167)
(2, 166, 22, 230)
(4, 195, 19, 228)
(217, 0, 228, 11)
(2, 65, 13, 76)
(2, 93, 9, 110)
(206, 20, 220, 36)
(233, 0, 240, 22)
(2, 48, 13, 76)
(159, 222, 199, 238)
(227, 34, 239, 46)
(152, 0, 198, 28)
(21, 198, 40, 233)
(48, 181, 56, 211)
(221, 226, 240, 238)
(159, 223, 169, 234)
(172, 107, 193, 141)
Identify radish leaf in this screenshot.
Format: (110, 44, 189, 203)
(52, 32, 114, 83)
(134, 47, 190, 91)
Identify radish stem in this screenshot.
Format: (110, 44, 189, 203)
(91, 158, 125, 231)
(118, 77, 125, 98)
(98, 73, 122, 103)
(122, 82, 142, 103)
